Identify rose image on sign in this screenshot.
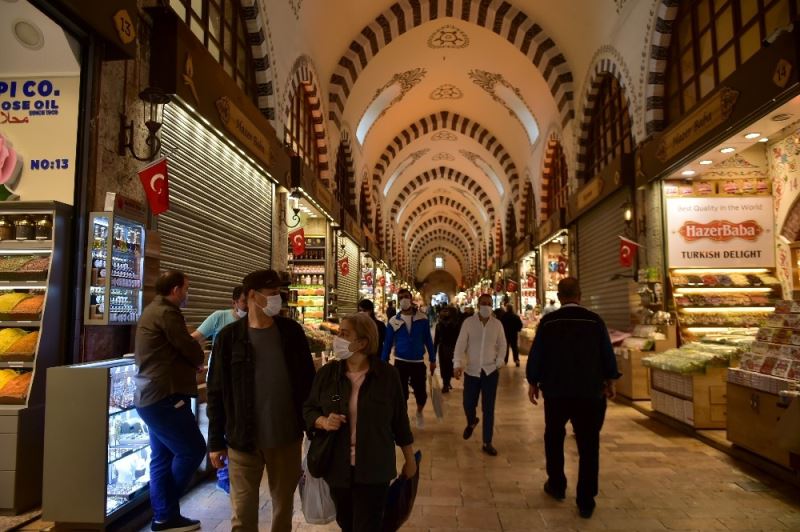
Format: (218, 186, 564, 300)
(678, 220, 763, 242)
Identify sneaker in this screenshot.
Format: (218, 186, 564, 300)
(151, 516, 201, 532)
(481, 443, 498, 456)
(215, 479, 230, 494)
(462, 417, 479, 440)
(415, 411, 425, 429)
(577, 500, 596, 519)
(543, 480, 566, 501)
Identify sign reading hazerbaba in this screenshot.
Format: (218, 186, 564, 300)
(666, 196, 774, 268)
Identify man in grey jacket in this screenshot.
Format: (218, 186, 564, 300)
(135, 270, 206, 532)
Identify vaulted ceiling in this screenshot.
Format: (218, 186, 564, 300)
(262, 0, 650, 285)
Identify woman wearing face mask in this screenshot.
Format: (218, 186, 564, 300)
(304, 313, 416, 532)
(434, 306, 461, 392)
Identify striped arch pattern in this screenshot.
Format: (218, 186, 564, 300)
(409, 216, 479, 253)
(575, 61, 633, 179)
(240, 0, 275, 122)
(328, 0, 575, 129)
(389, 167, 496, 222)
(412, 239, 472, 277)
(644, 0, 680, 135)
(399, 196, 490, 241)
(376, 112, 520, 216)
(539, 135, 560, 222)
(412, 229, 473, 265)
(359, 179, 372, 227)
(285, 58, 330, 183)
(403, 207, 484, 243)
(520, 178, 534, 231)
(416, 247, 465, 278)
(504, 203, 516, 248)
(335, 132, 357, 213)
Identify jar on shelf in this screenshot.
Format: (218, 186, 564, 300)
(35, 214, 52, 240)
(0, 216, 14, 240)
(14, 216, 34, 240)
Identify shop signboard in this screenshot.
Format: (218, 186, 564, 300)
(513, 236, 530, 260)
(666, 196, 775, 268)
(56, 0, 139, 58)
(215, 97, 271, 167)
(567, 154, 632, 222)
(343, 212, 364, 245)
(0, 76, 81, 204)
(501, 249, 512, 268)
(536, 209, 564, 244)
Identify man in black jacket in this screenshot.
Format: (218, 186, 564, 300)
(500, 303, 523, 367)
(207, 269, 316, 532)
(526, 277, 620, 519)
(358, 298, 386, 349)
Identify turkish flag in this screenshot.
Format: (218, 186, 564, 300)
(338, 257, 349, 276)
(289, 228, 305, 256)
(619, 236, 640, 268)
(138, 157, 170, 215)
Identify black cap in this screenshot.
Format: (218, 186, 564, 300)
(242, 269, 290, 293)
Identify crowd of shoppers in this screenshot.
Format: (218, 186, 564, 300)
(134, 269, 617, 531)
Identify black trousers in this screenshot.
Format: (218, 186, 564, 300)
(543, 396, 607, 506)
(394, 359, 427, 408)
(330, 479, 389, 532)
(438, 349, 454, 388)
(504, 336, 519, 363)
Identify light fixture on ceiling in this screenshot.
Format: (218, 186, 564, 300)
(118, 87, 170, 161)
(772, 113, 793, 121)
(13, 19, 44, 50)
(744, 132, 761, 139)
(759, 137, 769, 143)
(681, 170, 696, 176)
(283, 188, 302, 228)
(699, 160, 713, 165)
(720, 147, 736, 154)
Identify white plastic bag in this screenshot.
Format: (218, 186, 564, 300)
(430, 372, 444, 420)
(300, 439, 337, 524)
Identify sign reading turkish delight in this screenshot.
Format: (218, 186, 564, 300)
(666, 196, 774, 268)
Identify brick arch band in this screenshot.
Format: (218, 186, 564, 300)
(412, 229, 474, 266)
(413, 241, 472, 276)
(644, 0, 680, 135)
(415, 247, 467, 277)
(399, 196, 492, 241)
(389, 167, 496, 222)
(285, 56, 330, 183)
(376, 112, 520, 218)
(329, 0, 575, 129)
(409, 216, 479, 253)
(404, 207, 484, 243)
(241, 0, 276, 123)
(334, 131, 356, 212)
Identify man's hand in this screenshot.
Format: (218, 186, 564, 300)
(322, 413, 347, 431)
(528, 383, 540, 405)
(401, 457, 418, 479)
(209, 449, 227, 469)
(429, 362, 437, 374)
(604, 381, 616, 400)
(454, 368, 463, 380)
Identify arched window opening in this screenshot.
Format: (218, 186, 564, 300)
(285, 84, 319, 177)
(583, 75, 633, 181)
(543, 141, 569, 220)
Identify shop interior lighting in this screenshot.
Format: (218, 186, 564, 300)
(675, 287, 772, 294)
(118, 87, 171, 162)
(687, 327, 759, 333)
(772, 113, 793, 121)
(13, 19, 44, 50)
(680, 307, 774, 313)
(720, 147, 736, 154)
(744, 132, 762, 139)
(759, 137, 769, 143)
(282, 188, 302, 228)
(681, 170, 696, 176)
(672, 268, 769, 274)
(699, 160, 713, 165)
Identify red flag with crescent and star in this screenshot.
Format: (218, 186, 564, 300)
(619, 236, 640, 268)
(289, 228, 305, 256)
(338, 257, 349, 276)
(138, 157, 170, 215)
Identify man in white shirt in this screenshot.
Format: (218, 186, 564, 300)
(454, 294, 507, 456)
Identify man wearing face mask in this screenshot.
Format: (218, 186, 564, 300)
(453, 294, 507, 456)
(381, 288, 436, 429)
(358, 298, 386, 349)
(207, 269, 316, 532)
(135, 270, 206, 532)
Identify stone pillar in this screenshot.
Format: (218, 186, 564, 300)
(273, 189, 289, 272)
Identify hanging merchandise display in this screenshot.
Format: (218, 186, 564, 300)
(158, 104, 273, 328)
(538, 230, 569, 310)
(287, 207, 328, 325)
(337, 235, 360, 315)
(359, 252, 375, 303)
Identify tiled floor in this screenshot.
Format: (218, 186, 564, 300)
(23, 361, 800, 531)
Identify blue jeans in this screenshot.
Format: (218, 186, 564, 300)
(136, 395, 206, 522)
(463, 370, 499, 444)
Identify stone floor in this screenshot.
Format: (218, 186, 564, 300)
(22, 359, 800, 531)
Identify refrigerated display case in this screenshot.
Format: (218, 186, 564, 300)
(0, 201, 72, 513)
(85, 212, 145, 325)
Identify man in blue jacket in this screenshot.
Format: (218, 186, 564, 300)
(381, 288, 436, 428)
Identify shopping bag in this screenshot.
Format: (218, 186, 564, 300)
(430, 372, 444, 420)
(300, 439, 336, 525)
(776, 397, 800, 453)
(382, 450, 422, 532)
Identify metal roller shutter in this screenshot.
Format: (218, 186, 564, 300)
(158, 104, 273, 327)
(338, 236, 360, 315)
(577, 189, 631, 331)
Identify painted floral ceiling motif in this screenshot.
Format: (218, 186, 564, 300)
(431, 130, 458, 142)
(358, 68, 427, 144)
(614, 0, 629, 13)
(430, 84, 463, 100)
(289, 0, 303, 19)
(433, 152, 456, 161)
(468, 69, 540, 145)
(428, 25, 469, 49)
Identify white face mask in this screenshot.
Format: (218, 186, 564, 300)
(262, 294, 282, 317)
(479, 305, 492, 318)
(399, 298, 412, 311)
(332, 336, 354, 360)
(235, 308, 248, 318)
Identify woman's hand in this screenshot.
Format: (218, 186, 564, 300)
(401, 457, 417, 479)
(316, 413, 347, 431)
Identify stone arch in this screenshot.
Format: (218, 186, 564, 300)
(643, 0, 680, 136)
(411, 229, 474, 266)
(575, 62, 635, 180)
(285, 55, 331, 183)
(504, 202, 517, 248)
(411, 216, 479, 251)
(413, 241, 472, 278)
(539, 135, 568, 222)
(399, 196, 491, 240)
(520, 176, 536, 236)
(389, 166, 496, 222)
(242, 0, 278, 124)
(358, 171, 371, 227)
(328, 0, 575, 129)
(376, 112, 521, 211)
(403, 207, 484, 243)
(416, 247, 466, 277)
(334, 131, 357, 215)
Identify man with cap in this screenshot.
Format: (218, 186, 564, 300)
(207, 269, 316, 532)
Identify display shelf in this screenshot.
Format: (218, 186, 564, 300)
(0, 241, 54, 251)
(291, 259, 326, 263)
(0, 280, 47, 288)
(0, 361, 34, 368)
(289, 285, 325, 289)
(108, 444, 149, 465)
(0, 321, 41, 327)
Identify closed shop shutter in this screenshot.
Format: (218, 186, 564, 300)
(337, 236, 360, 315)
(577, 189, 631, 331)
(158, 104, 273, 328)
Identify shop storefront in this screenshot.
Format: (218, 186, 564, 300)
(513, 237, 537, 354)
(569, 155, 635, 331)
(287, 198, 329, 325)
(374, 263, 390, 320)
(536, 210, 570, 311)
(636, 28, 800, 464)
(337, 214, 362, 316)
(359, 252, 375, 304)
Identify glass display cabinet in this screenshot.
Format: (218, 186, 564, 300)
(85, 212, 146, 325)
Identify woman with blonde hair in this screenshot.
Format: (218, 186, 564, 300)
(303, 313, 416, 531)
